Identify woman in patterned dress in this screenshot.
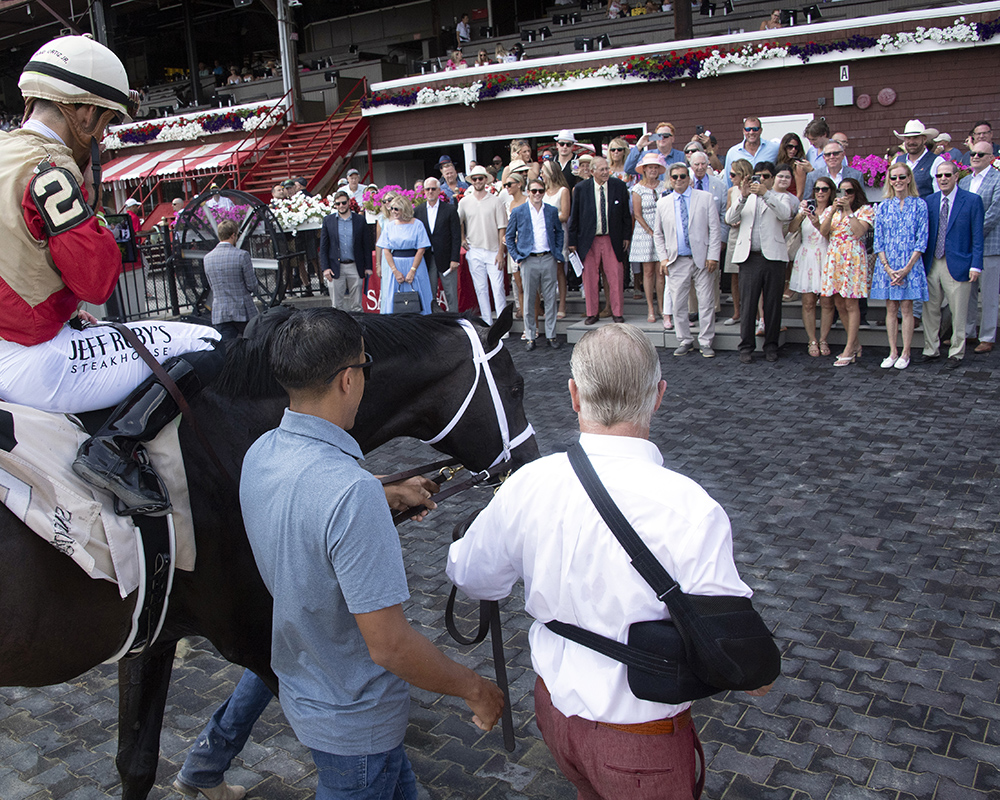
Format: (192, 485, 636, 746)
(630, 152, 666, 324)
(872, 163, 929, 370)
(820, 178, 876, 366)
(788, 176, 835, 356)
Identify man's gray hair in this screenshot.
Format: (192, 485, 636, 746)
(571, 324, 661, 427)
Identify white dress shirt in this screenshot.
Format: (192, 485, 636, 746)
(447, 432, 751, 724)
(529, 202, 550, 252)
(426, 199, 439, 233)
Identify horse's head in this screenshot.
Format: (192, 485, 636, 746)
(356, 307, 539, 473)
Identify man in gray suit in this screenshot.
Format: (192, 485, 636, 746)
(802, 141, 863, 198)
(726, 162, 794, 363)
(653, 162, 722, 358)
(961, 142, 1000, 353)
(203, 219, 257, 343)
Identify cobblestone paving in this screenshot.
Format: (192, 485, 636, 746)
(3, 339, 1000, 800)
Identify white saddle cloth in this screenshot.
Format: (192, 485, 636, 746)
(0, 401, 196, 597)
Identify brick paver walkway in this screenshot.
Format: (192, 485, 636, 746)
(3, 339, 1000, 799)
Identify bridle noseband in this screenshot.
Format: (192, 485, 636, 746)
(420, 319, 534, 469)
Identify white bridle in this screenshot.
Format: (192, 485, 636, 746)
(420, 319, 535, 469)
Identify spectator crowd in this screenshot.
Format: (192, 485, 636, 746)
(259, 115, 995, 369)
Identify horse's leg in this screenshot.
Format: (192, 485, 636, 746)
(116, 642, 177, 800)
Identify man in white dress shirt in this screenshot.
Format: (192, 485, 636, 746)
(447, 324, 768, 800)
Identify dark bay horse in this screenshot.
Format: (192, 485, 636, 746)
(0, 305, 538, 799)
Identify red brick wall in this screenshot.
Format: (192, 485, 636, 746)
(369, 10, 1000, 158)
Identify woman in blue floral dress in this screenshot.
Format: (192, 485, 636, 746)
(872, 163, 929, 370)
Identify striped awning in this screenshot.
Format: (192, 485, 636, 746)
(101, 140, 264, 184)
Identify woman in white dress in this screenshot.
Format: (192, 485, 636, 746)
(629, 152, 667, 324)
(788, 176, 835, 356)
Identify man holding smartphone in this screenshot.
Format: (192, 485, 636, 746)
(624, 122, 685, 180)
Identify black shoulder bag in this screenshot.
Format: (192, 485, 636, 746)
(545, 443, 781, 705)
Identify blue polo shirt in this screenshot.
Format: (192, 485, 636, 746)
(241, 409, 411, 756)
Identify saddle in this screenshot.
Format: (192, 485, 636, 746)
(0, 401, 197, 654)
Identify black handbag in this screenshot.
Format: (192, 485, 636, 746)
(392, 285, 423, 313)
(545, 443, 781, 705)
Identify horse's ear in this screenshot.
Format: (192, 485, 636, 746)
(486, 303, 515, 349)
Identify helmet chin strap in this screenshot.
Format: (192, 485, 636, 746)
(55, 103, 113, 208)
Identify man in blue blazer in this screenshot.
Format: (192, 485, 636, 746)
(320, 191, 374, 312)
(960, 143, 1000, 353)
(920, 162, 985, 367)
(506, 178, 565, 350)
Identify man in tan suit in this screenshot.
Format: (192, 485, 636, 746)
(725, 161, 794, 363)
(653, 163, 722, 357)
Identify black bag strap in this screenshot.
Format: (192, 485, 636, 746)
(566, 443, 679, 601)
(545, 620, 677, 677)
(566, 442, 748, 688)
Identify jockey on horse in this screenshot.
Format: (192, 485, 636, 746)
(0, 35, 224, 516)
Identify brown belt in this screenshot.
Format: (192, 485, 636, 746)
(539, 679, 692, 736)
(597, 708, 692, 735)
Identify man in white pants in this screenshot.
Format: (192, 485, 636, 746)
(458, 165, 507, 322)
(653, 163, 722, 358)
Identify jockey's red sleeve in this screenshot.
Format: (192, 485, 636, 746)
(22, 182, 122, 306)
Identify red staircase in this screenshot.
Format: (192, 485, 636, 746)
(239, 80, 371, 199)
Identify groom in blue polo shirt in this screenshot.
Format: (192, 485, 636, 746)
(240, 308, 503, 799)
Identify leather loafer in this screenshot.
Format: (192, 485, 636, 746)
(918, 353, 940, 363)
(765, 351, 779, 363)
(584, 315, 599, 325)
(549, 338, 562, 349)
(945, 356, 962, 369)
(612, 315, 625, 323)
(975, 341, 994, 353)
(739, 352, 754, 364)
(525, 339, 536, 351)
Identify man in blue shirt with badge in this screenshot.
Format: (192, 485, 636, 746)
(240, 308, 503, 800)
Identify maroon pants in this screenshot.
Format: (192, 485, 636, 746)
(583, 235, 624, 317)
(534, 678, 702, 800)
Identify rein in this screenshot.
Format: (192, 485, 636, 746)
(420, 319, 534, 469)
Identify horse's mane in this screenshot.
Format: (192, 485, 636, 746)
(213, 307, 480, 398)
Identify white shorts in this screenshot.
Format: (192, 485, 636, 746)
(0, 321, 221, 414)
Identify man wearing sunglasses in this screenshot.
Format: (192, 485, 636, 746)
(724, 116, 779, 187)
(920, 163, 985, 369)
(803, 142, 862, 198)
(320, 191, 374, 312)
(725, 162, 794, 363)
(241, 308, 503, 800)
(623, 122, 685, 180)
(959, 145, 1000, 354)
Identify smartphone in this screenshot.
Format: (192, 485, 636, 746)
(695, 125, 705, 135)
(648, 133, 663, 142)
(806, 199, 817, 213)
(751, 176, 761, 185)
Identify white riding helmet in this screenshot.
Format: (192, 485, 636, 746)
(19, 34, 134, 123)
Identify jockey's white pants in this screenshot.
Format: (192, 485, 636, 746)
(0, 321, 221, 414)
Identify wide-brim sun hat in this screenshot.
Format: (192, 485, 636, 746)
(467, 165, 490, 178)
(636, 152, 667, 174)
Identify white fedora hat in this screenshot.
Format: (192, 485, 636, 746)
(555, 129, 576, 144)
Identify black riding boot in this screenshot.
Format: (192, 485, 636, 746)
(73, 355, 208, 516)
